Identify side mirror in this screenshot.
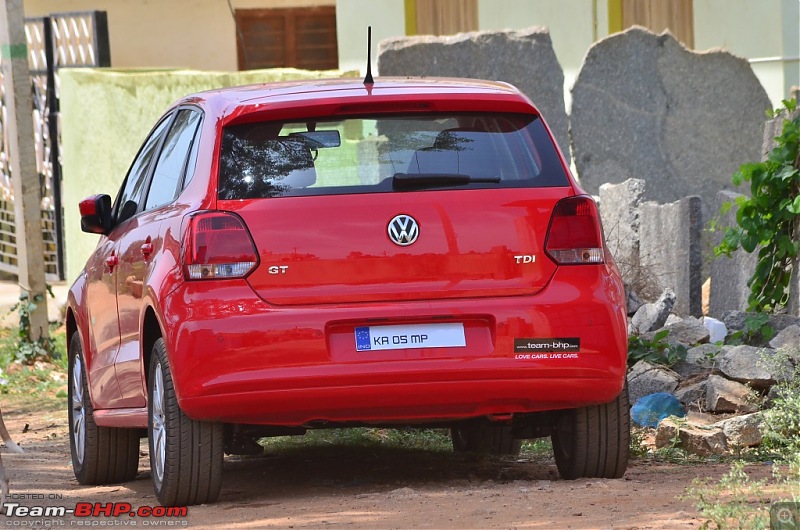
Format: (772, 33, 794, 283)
(79, 194, 112, 235)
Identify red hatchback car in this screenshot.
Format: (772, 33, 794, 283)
(67, 77, 629, 507)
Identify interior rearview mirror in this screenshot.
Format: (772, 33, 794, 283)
(290, 130, 341, 148)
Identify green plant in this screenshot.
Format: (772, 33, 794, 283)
(727, 313, 775, 346)
(704, 345, 722, 363)
(0, 326, 67, 402)
(685, 348, 800, 528)
(760, 352, 800, 460)
(628, 329, 688, 367)
(629, 426, 650, 458)
(9, 289, 58, 364)
(715, 99, 800, 312)
(685, 461, 771, 529)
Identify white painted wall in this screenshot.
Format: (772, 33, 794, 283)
(477, 0, 609, 110)
(25, 0, 335, 72)
(25, 0, 798, 106)
(337, 0, 406, 75)
(694, 0, 799, 107)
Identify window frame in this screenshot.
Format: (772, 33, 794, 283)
(217, 112, 569, 201)
(143, 107, 204, 211)
(111, 113, 175, 227)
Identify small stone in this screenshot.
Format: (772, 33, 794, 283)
(627, 361, 680, 404)
(768, 314, 800, 335)
(705, 374, 760, 413)
(768, 325, 800, 366)
(686, 343, 721, 368)
(655, 417, 727, 456)
(714, 412, 763, 448)
(631, 289, 677, 334)
(675, 380, 707, 408)
(670, 361, 708, 380)
(387, 487, 419, 498)
(663, 316, 710, 346)
(625, 285, 644, 317)
(718, 345, 791, 390)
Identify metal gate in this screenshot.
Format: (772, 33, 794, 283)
(0, 11, 109, 281)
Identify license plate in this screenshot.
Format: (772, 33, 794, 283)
(354, 323, 466, 351)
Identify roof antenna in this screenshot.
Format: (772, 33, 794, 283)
(363, 26, 374, 85)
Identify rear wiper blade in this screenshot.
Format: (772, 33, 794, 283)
(392, 172, 500, 190)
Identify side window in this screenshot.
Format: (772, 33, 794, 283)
(145, 109, 202, 210)
(114, 116, 172, 224)
(181, 116, 202, 190)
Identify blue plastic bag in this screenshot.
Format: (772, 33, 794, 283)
(631, 392, 686, 428)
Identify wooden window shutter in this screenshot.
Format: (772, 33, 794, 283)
(622, 0, 694, 48)
(236, 7, 338, 71)
(415, 0, 478, 36)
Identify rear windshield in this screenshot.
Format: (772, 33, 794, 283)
(218, 113, 569, 200)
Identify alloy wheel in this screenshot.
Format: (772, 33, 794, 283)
(151, 362, 166, 485)
(71, 354, 86, 464)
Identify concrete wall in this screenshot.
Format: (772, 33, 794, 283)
(60, 67, 354, 284)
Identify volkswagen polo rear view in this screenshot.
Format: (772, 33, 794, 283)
(67, 77, 629, 507)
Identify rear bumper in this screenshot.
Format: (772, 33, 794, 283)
(163, 265, 627, 426)
(181, 377, 624, 425)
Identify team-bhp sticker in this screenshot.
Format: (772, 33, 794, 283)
(513, 338, 580, 359)
(2, 498, 189, 526)
(355, 323, 466, 351)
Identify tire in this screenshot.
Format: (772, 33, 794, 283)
(451, 419, 522, 455)
(148, 338, 223, 506)
(68, 333, 139, 485)
(551, 384, 630, 479)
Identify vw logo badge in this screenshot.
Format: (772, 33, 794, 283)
(387, 214, 419, 246)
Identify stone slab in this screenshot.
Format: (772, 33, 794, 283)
(570, 27, 770, 222)
(598, 178, 645, 282)
(709, 191, 758, 316)
(639, 196, 703, 317)
(378, 27, 570, 163)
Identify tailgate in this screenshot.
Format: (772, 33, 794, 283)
(223, 187, 570, 306)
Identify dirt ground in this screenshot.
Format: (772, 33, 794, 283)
(0, 400, 778, 530)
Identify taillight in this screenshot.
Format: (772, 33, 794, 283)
(183, 212, 258, 280)
(545, 196, 604, 265)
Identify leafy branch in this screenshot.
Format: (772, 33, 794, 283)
(628, 329, 688, 367)
(715, 99, 800, 312)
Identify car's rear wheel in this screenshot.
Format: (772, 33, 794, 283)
(68, 333, 139, 484)
(451, 419, 522, 455)
(551, 384, 630, 479)
(148, 338, 223, 506)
